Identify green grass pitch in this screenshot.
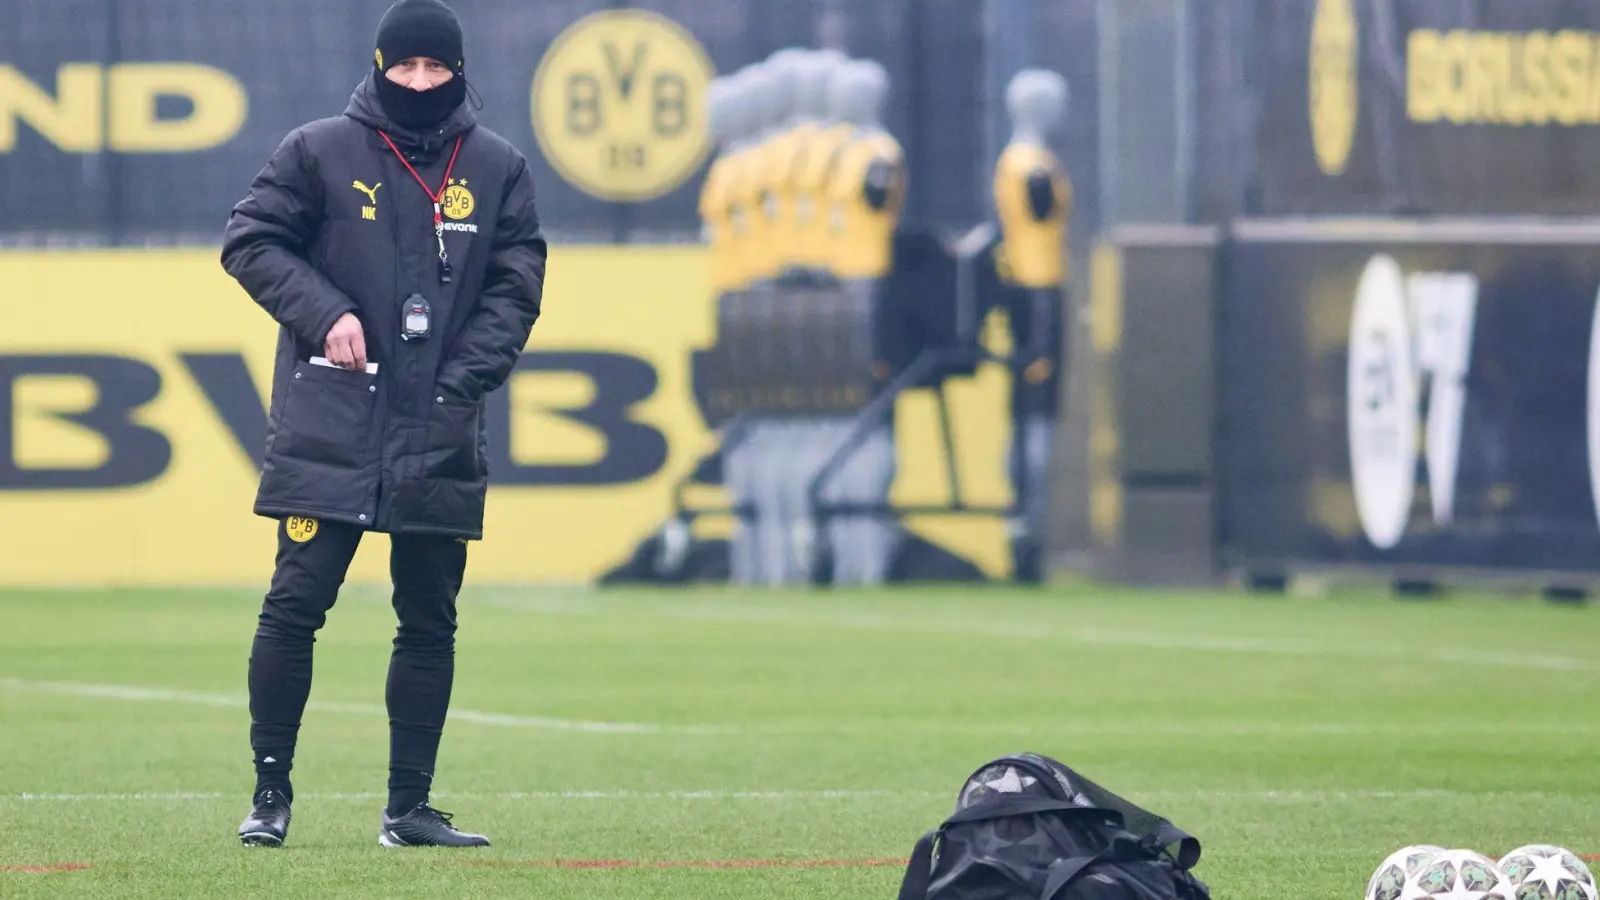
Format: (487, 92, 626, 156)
(1, 581, 1596, 898)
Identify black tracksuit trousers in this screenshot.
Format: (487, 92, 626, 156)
(247, 517, 466, 815)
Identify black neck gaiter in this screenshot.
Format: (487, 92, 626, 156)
(375, 73, 466, 132)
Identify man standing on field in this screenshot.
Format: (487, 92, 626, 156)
(220, 0, 546, 849)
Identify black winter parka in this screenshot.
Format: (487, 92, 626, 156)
(221, 73, 547, 539)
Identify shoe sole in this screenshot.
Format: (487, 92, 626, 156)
(378, 828, 489, 848)
(239, 831, 284, 847)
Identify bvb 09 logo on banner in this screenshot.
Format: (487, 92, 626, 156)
(531, 9, 716, 202)
(1308, 0, 1358, 177)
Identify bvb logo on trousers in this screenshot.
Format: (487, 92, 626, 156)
(284, 516, 319, 543)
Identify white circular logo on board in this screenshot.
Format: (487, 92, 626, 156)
(1586, 280, 1600, 530)
(1347, 254, 1418, 550)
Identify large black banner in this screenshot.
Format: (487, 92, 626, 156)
(0, 0, 806, 243)
(1218, 222, 1600, 574)
(1251, 0, 1600, 217)
(1, 0, 1098, 245)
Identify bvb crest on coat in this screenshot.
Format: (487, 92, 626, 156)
(442, 179, 474, 220)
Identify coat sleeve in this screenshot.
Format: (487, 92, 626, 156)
(220, 128, 359, 349)
(437, 151, 548, 403)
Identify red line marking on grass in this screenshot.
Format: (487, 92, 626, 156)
(464, 857, 910, 871)
(492, 854, 1600, 873)
(0, 863, 91, 874)
(467, 853, 1600, 874)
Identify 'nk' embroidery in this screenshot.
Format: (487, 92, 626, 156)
(353, 180, 382, 220)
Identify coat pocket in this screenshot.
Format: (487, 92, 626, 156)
(272, 360, 379, 470)
(422, 393, 483, 482)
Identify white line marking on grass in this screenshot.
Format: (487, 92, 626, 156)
(9, 789, 924, 803)
(9, 788, 1584, 805)
(15, 792, 229, 801)
(474, 593, 1600, 674)
(7, 677, 1597, 741)
(0, 678, 730, 735)
(733, 720, 1600, 738)
(1134, 788, 1589, 804)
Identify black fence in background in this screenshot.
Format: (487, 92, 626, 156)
(8, 1, 1600, 249)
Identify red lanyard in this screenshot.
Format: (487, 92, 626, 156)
(378, 130, 463, 283)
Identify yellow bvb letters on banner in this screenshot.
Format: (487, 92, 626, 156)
(0, 248, 719, 585)
(0, 62, 248, 154)
(0, 248, 1014, 586)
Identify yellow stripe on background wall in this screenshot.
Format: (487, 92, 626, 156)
(0, 247, 1014, 586)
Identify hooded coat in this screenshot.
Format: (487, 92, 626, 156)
(221, 72, 547, 540)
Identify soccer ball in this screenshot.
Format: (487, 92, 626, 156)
(1368, 846, 1448, 900)
(1401, 849, 1515, 899)
(1497, 845, 1597, 900)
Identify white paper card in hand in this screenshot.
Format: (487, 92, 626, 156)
(310, 356, 378, 374)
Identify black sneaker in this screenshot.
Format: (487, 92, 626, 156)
(378, 802, 490, 848)
(237, 788, 292, 846)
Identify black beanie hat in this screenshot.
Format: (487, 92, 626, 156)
(374, 0, 464, 75)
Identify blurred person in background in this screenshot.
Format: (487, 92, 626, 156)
(220, 0, 546, 850)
